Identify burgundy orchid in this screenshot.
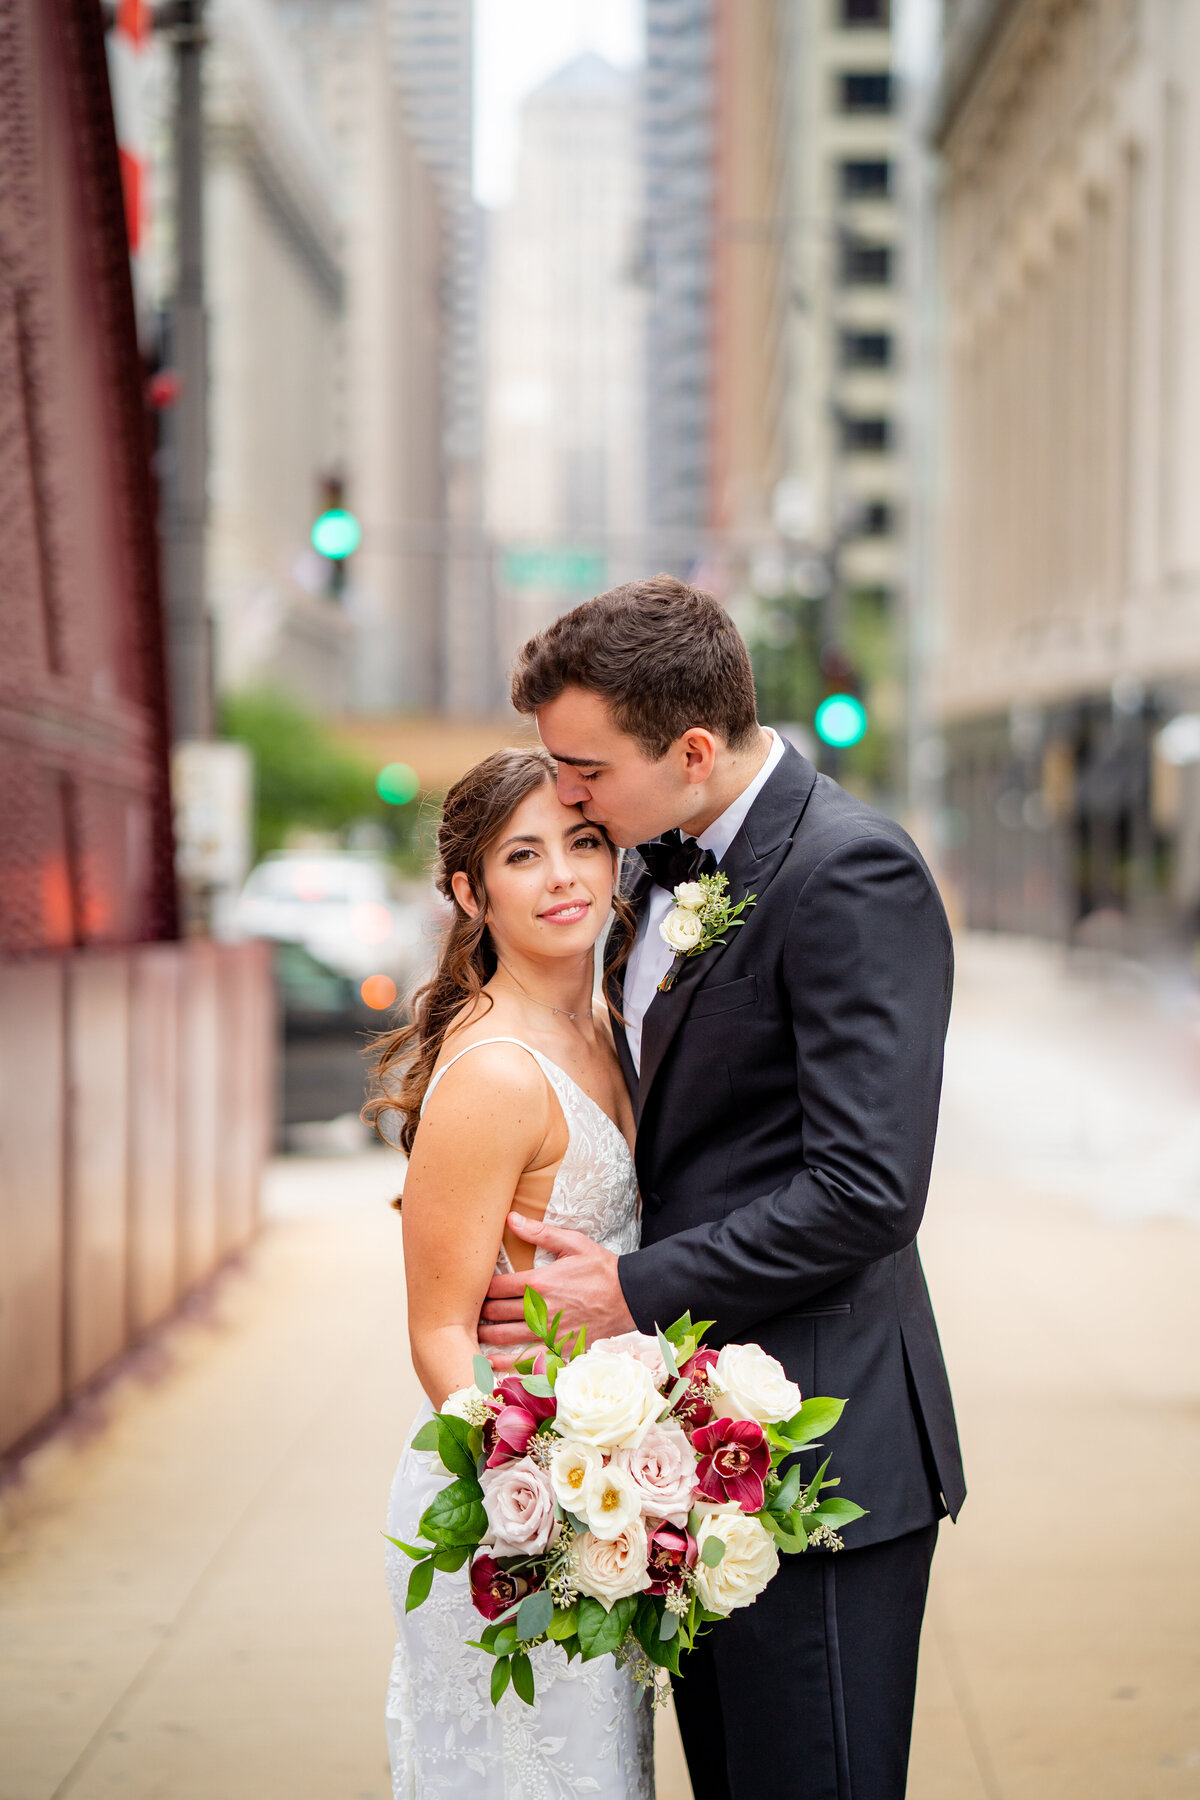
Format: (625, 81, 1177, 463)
(469, 1554, 540, 1621)
(484, 1403, 538, 1468)
(674, 1346, 720, 1429)
(496, 1370, 557, 1424)
(692, 1417, 771, 1511)
(645, 1519, 698, 1595)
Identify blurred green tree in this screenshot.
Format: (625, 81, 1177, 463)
(220, 688, 419, 861)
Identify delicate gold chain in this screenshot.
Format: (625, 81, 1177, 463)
(491, 975, 591, 1023)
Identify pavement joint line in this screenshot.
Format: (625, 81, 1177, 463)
(927, 1593, 1005, 1800)
(45, 1324, 381, 1800)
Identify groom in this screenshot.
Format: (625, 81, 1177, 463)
(479, 574, 964, 1800)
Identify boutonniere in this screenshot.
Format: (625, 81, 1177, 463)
(657, 872, 756, 992)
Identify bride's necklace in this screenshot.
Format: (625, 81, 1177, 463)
(492, 975, 590, 1023)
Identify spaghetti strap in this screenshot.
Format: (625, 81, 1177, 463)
(420, 1037, 546, 1116)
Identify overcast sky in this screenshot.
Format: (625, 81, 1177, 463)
(473, 0, 644, 209)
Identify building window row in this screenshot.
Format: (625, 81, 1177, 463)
(840, 328, 893, 368)
(838, 0, 890, 25)
(840, 415, 893, 453)
(840, 239, 894, 285)
(838, 71, 892, 113)
(839, 158, 892, 199)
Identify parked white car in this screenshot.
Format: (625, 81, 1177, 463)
(232, 852, 431, 990)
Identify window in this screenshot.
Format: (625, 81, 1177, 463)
(840, 329, 894, 368)
(838, 71, 893, 113)
(839, 0, 890, 23)
(840, 415, 893, 453)
(840, 158, 892, 199)
(841, 240, 893, 285)
(853, 500, 895, 536)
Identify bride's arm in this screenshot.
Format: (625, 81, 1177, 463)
(400, 1043, 550, 1408)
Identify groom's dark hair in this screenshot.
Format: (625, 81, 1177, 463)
(510, 574, 759, 759)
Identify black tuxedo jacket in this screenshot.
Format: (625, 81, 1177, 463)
(610, 743, 965, 1547)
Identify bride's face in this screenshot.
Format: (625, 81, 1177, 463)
(459, 780, 616, 965)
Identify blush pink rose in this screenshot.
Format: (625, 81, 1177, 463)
(610, 1421, 698, 1525)
(592, 1331, 670, 1388)
(480, 1456, 557, 1557)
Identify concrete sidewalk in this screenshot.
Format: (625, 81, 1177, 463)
(1, 936, 1198, 1798)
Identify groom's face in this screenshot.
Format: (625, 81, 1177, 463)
(534, 686, 712, 849)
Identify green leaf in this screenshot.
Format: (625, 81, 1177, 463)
(655, 1328, 681, 1382)
(411, 1419, 440, 1454)
(801, 1456, 833, 1509)
(433, 1545, 469, 1573)
(419, 1476, 487, 1548)
(490, 1657, 511, 1706)
(383, 1533, 431, 1560)
(546, 1602, 579, 1642)
(663, 1311, 694, 1346)
(516, 1590, 555, 1641)
(658, 1607, 679, 1641)
(572, 1326, 586, 1356)
(492, 1625, 519, 1656)
(700, 1534, 726, 1567)
(523, 1287, 549, 1340)
(519, 1373, 555, 1398)
(763, 1512, 809, 1553)
(663, 1376, 690, 1411)
(511, 1651, 536, 1706)
(808, 1498, 867, 1527)
(432, 1415, 478, 1482)
(770, 1462, 803, 1516)
(473, 1352, 495, 1395)
(782, 1396, 845, 1447)
(405, 1557, 435, 1611)
(576, 1594, 638, 1661)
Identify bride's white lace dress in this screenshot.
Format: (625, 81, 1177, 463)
(385, 1037, 655, 1800)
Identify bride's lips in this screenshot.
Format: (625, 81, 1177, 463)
(538, 899, 591, 924)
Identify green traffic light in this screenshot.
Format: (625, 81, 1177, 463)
(815, 694, 867, 749)
(311, 507, 362, 560)
(376, 762, 419, 805)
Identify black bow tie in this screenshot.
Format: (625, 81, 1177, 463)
(635, 829, 718, 895)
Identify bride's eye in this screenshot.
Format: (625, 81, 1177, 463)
(572, 833, 603, 851)
(506, 847, 537, 864)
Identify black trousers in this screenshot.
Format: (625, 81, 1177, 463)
(671, 1522, 938, 1800)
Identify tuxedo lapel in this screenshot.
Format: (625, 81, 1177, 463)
(635, 745, 818, 1120)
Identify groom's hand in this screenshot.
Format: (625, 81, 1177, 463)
(478, 1214, 635, 1348)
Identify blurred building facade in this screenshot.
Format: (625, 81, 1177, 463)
(389, 0, 498, 714)
(932, 0, 1200, 943)
(485, 53, 646, 663)
(1, 0, 272, 1465)
(786, 0, 906, 616)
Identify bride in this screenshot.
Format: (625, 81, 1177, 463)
(367, 747, 655, 1799)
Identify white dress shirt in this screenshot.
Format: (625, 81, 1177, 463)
(622, 729, 785, 1074)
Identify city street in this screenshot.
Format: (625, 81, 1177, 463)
(1, 935, 1198, 1800)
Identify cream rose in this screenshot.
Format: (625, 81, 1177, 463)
(581, 1462, 642, 1540)
(480, 1457, 557, 1558)
(611, 1422, 697, 1526)
(673, 880, 707, 911)
(442, 1386, 483, 1421)
(693, 1512, 779, 1614)
(660, 906, 705, 953)
(714, 1342, 802, 1425)
(553, 1350, 662, 1451)
(591, 1330, 669, 1387)
(548, 1439, 603, 1515)
(571, 1517, 650, 1609)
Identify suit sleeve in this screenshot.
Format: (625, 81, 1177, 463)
(616, 833, 954, 1339)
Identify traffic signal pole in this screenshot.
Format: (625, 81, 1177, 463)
(162, 0, 212, 743)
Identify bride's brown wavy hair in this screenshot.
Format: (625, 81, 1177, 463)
(363, 746, 635, 1158)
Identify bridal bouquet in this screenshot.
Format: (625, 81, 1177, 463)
(388, 1295, 864, 1706)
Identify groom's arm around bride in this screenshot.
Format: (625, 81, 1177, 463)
(481, 575, 964, 1800)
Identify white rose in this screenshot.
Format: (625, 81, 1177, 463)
(480, 1457, 558, 1558)
(693, 1512, 779, 1614)
(591, 1330, 669, 1387)
(660, 906, 705, 953)
(714, 1343, 802, 1425)
(553, 1350, 662, 1451)
(549, 1439, 604, 1515)
(442, 1386, 482, 1421)
(581, 1462, 643, 1540)
(611, 1422, 697, 1526)
(673, 881, 707, 911)
(571, 1517, 650, 1609)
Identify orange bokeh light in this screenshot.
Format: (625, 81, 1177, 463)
(361, 973, 398, 1010)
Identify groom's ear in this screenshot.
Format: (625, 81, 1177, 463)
(678, 727, 719, 785)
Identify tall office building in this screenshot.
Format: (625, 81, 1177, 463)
(389, 0, 496, 714)
(486, 53, 646, 661)
(786, 0, 905, 620)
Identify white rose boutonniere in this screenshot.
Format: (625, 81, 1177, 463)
(657, 871, 756, 991)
